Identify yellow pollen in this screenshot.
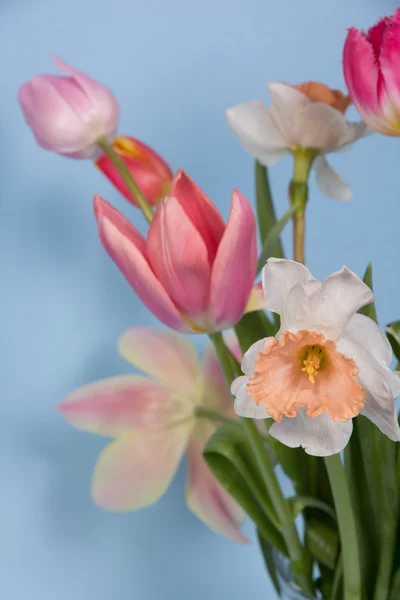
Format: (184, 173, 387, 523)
(302, 359, 320, 383)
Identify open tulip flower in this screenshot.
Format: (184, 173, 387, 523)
(95, 169, 261, 333)
(95, 136, 173, 207)
(232, 258, 400, 457)
(227, 81, 368, 201)
(344, 9, 400, 136)
(58, 327, 246, 542)
(18, 56, 119, 159)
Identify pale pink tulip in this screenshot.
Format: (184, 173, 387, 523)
(18, 56, 119, 158)
(94, 169, 261, 333)
(58, 327, 246, 542)
(344, 10, 400, 135)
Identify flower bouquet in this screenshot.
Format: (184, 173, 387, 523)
(18, 9, 400, 600)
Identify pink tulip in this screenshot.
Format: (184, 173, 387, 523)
(95, 136, 173, 207)
(343, 9, 400, 135)
(58, 327, 246, 542)
(18, 56, 119, 158)
(94, 169, 260, 333)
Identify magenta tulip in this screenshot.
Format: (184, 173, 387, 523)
(18, 56, 119, 158)
(343, 9, 400, 135)
(94, 169, 260, 333)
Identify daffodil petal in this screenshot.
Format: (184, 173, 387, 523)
(119, 327, 202, 392)
(58, 376, 178, 436)
(186, 431, 247, 542)
(262, 258, 314, 315)
(269, 409, 353, 456)
(92, 424, 191, 511)
(232, 375, 270, 419)
(314, 155, 353, 202)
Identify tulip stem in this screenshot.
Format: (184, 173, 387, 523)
(324, 454, 362, 600)
(290, 150, 315, 264)
(97, 137, 154, 222)
(209, 331, 314, 596)
(195, 406, 239, 428)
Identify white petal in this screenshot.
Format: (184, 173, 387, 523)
(293, 103, 349, 151)
(343, 314, 393, 366)
(337, 324, 400, 441)
(268, 82, 311, 146)
(269, 409, 353, 456)
(241, 338, 270, 376)
(226, 100, 287, 166)
(231, 375, 270, 419)
(336, 121, 371, 152)
(314, 156, 352, 202)
(262, 258, 314, 315)
(283, 266, 374, 340)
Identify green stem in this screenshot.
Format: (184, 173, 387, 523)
(195, 406, 239, 428)
(290, 150, 315, 264)
(325, 454, 362, 600)
(373, 531, 396, 600)
(97, 137, 154, 222)
(209, 331, 313, 596)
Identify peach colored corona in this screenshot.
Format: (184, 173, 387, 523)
(231, 258, 400, 456)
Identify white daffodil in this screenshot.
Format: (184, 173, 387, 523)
(226, 81, 368, 202)
(232, 258, 400, 456)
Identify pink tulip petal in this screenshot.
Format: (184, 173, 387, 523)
(210, 190, 257, 329)
(53, 55, 119, 134)
(186, 429, 247, 542)
(58, 376, 179, 436)
(170, 170, 225, 263)
(92, 423, 191, 511)
(147, 197, 211, 317)
(343, 29, 381, 118)
(18, 77, 92, 154)
(94, 195, 188, 331)
(119, 327, 202, 393)
(379, 10, 400, 111)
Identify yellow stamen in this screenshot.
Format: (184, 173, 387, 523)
(302, 359, 320, 383)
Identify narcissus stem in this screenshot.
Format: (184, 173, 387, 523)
(97, 137, 154, 222)
(290, 150, 315, 265)
(325, 454, 362, 600)
(209, 331, 314, 596)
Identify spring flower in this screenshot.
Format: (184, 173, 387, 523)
(58, 327, 246, 542)
(231, 258, 400, 456)
(18, 56, 119, 159)
(226, 81, 367, 202)
(95, 136, 173, 207)
(343, 9, 400, 136)
(94, 169, 261, 333)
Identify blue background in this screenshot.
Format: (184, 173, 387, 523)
(2, 0, 399, 598)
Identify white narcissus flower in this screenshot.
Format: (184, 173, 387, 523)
(226, 81, 368, 202)
(232, 258, 400, 457)
(58, 327, 246, 542)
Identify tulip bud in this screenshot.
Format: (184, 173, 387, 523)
(343, 9, 400, 136)
(95, 136, 173, 207)
(18, 56, 119, 158)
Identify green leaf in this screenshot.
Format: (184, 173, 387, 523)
(305, 519, 339, 570)
(257, 529, 281, 597)
(235, 310, 277, 354)
(203, 424, 287, 555)
(257, 204, 297, 274)
(255, 161, 284, 258)
(389, 567, 400, 600)
(386, 320, 400, 363)
(288, 496, 336, 521)
(359, 263, 378, 323)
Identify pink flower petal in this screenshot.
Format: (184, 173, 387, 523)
(379, 10, 400, 110)
(53, 55, 119, 136)
(119, 327, 202, 393)
(92, 423, 191, 511)
(186, 429, 247, 542)
(244, 282, 265, 313)
(58, 376, 178, 436)
(343, 29, 381, 118)
(210, 190, 257, 329)
(170, 170, 225, 263)
(147, 197, 211, 317)
(94, 195, 188, 331)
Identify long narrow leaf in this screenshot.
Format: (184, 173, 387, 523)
(255, 161, 284, 258)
